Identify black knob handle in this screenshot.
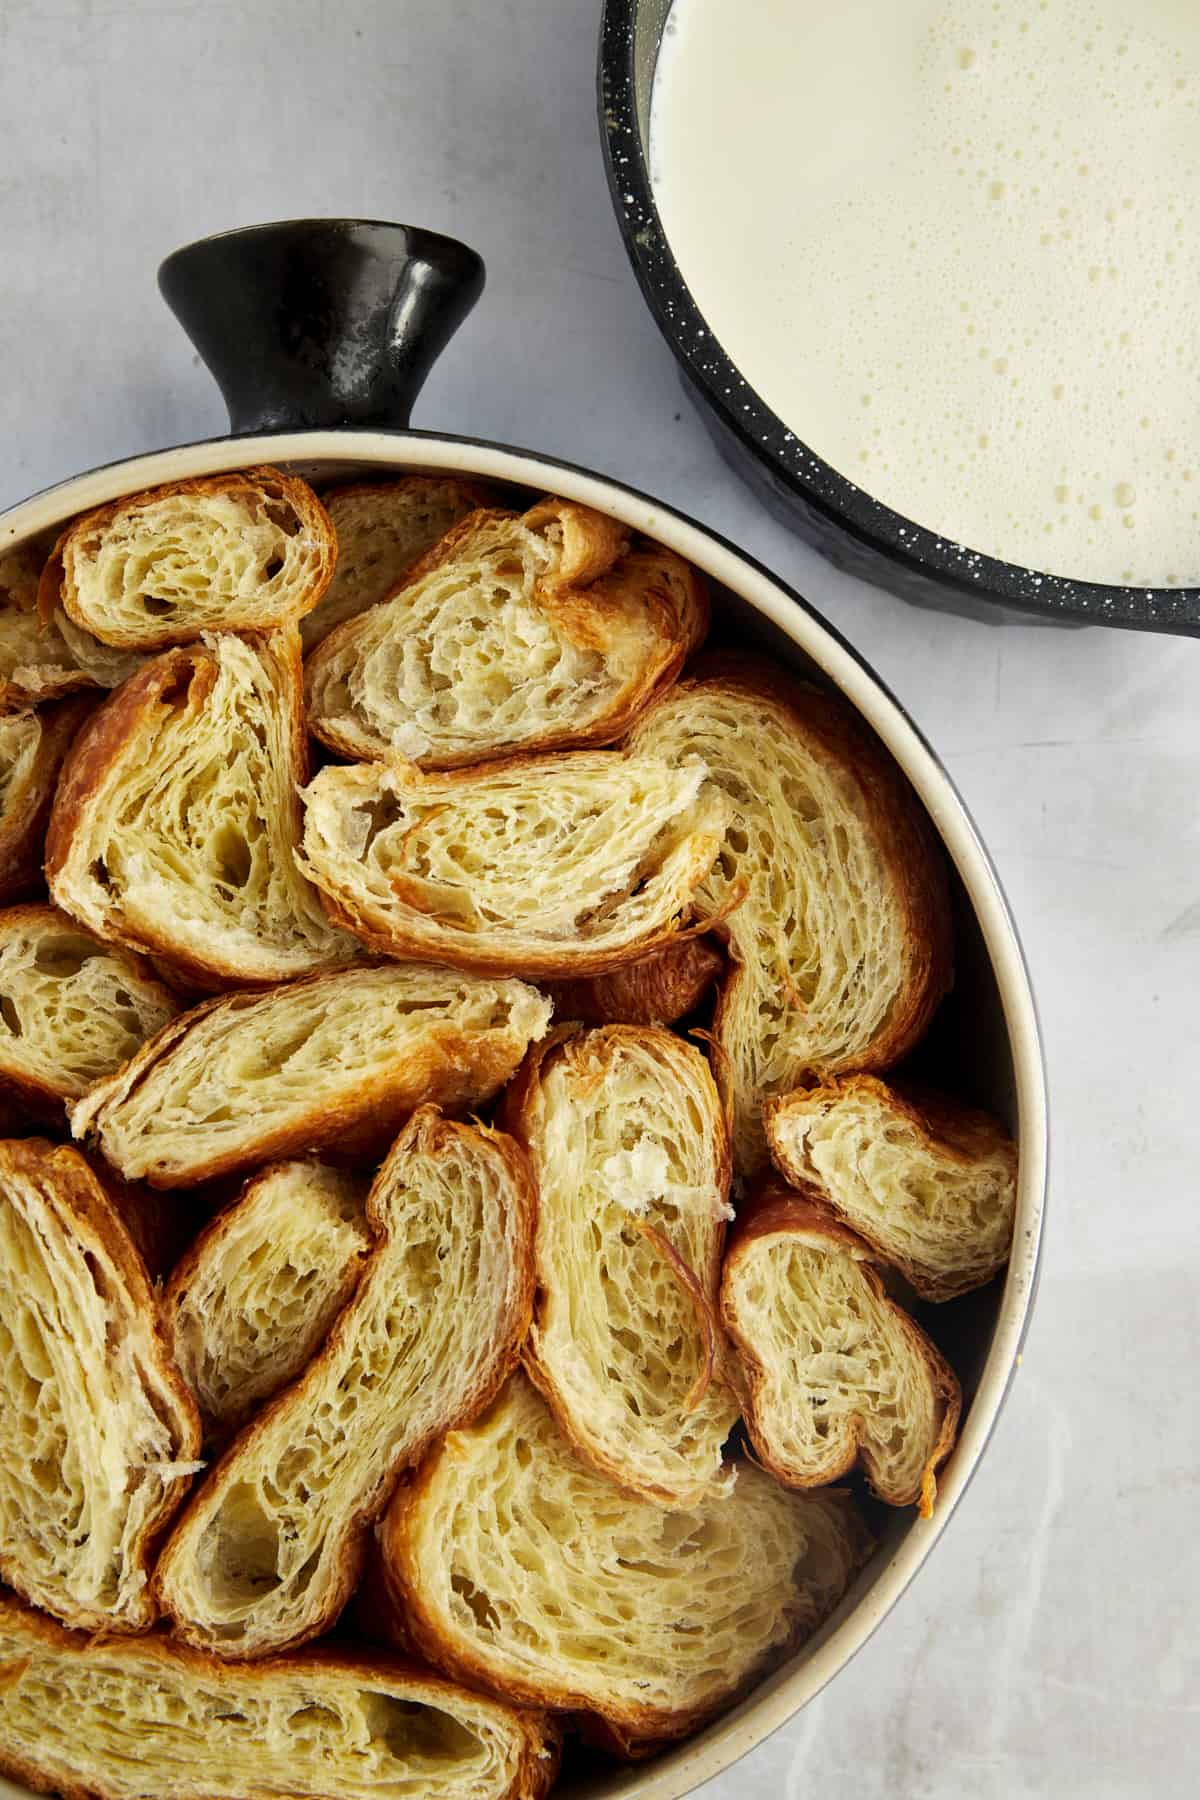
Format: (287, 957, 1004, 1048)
(158, 218, 485, 435)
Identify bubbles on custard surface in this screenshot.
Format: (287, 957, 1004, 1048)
(858, 0, 1200, 573)
(650, 0, 1200, 581)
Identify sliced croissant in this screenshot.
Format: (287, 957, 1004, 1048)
(0, 537, 46, 615)
(70, 961, 552, 1189)
(305, 498, 706, 767)
(47, 467, 335, 649)
(0, 1591, 558, 1800)
(627, 659, 954, 1169)
(721, 1184, 960, 1514)
(377, 1374, 871, 1752)
(52, 607, 147, 688)
(0, 608, 85, 710)
(302, 475, 501, 653)
(0, 903, 179, 1110)
(163, 1161, 370, 1435)
(300, 750, 728, 978)
(0, 1138, 200, 1631)
(501, 1024, 738, 1505)
(0, 697, 92, 903)
(1, 538, 90, 709)
(1, 534, 149, 708)
(156, 1107, 536, 1658)
(46, 631, 356, 986)
(766, 1074, 1018, 1300)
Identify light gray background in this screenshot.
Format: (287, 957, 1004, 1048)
(1, 1, 1196, 1793)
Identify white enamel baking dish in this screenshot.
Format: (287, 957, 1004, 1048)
(0, 221, 1047, 1800)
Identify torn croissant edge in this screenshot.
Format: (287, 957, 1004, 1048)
(596, 887, 748, 1103)
(722, 1185, 961, 1519)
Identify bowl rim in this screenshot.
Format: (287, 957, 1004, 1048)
(0, 427, 1048, 1800)
(597, 0, 1200, 637)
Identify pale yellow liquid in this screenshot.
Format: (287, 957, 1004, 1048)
(651, 0, 1200, 586)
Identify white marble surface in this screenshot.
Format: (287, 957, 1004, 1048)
(0, 1, 1196, 1793)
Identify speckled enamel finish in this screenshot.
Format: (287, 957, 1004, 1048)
(598, 0, 1200, 636)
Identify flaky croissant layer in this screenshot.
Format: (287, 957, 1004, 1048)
(0, 1592, 558, 1800)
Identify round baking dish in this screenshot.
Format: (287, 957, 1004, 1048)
(0, 220, 1047, 1800)
(598, 0, 1200, 638)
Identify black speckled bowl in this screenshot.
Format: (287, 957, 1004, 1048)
(599, 0, 1200, 636)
